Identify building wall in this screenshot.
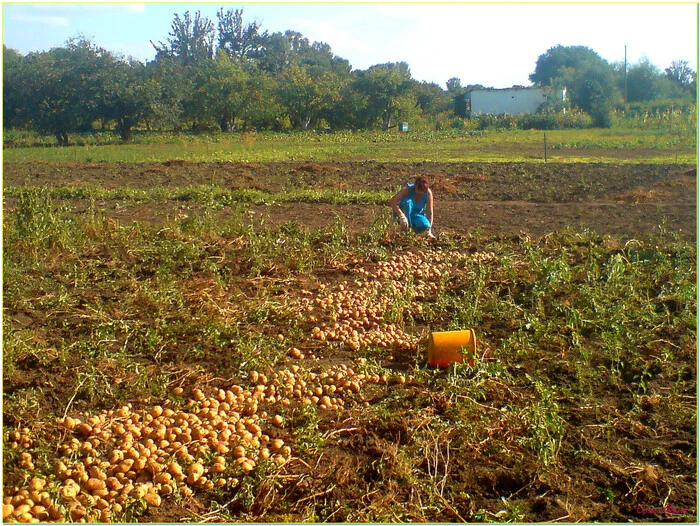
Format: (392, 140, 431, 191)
(469, 88, 562, 116)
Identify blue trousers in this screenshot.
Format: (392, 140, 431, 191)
(398, 197, 431, 233)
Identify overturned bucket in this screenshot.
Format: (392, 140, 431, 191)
(427, 329, 477, 368)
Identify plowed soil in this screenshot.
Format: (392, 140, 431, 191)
(3, 160, 697, 240)
(2, 160, 696, 523)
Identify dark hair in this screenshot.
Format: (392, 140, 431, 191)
(415, 177, 429, 191)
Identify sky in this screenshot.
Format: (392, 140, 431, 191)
(2, 1, 698, 89)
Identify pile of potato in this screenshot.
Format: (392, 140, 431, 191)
(4, 379, 290, 523)
(296, 251, 456, 352)
(3, 358, 410, 523)
(4, 250, 460, 523)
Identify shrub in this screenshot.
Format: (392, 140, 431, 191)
(518, 109, 592, 130)
(590, 99, 615, 128)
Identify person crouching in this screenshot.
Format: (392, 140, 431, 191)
(389, 176, 436, 239)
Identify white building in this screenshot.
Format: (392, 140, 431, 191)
(468, 87, 566, 117)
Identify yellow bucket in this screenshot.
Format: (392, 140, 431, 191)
(427, 329, 477, 368)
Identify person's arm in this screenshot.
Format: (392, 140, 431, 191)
(389, 187, 410, 225)
(389, 186, 408, 214)
(426, 189, 434, 226)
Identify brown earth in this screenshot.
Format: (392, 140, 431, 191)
(3, 160, 696, 240)
(2, 161, 697, 523)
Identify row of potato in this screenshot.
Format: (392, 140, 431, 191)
(4, 249, 475, 522)
(298, 251, 460, 352)
(3, 358, 414, 523)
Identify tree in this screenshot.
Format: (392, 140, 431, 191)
(151, 11, 215, 66)
(255, 30, 350, 76)
(530, 45, 609, 86)
(665, 60, 696, 99)
(238, 70, 281, 130)
(665, 60, 695, 87)
(21, 37, 116, 144)
(253, 32, 295, 75)
(217, 8, 266, 62)
(578, 68, 616, 127)
(412, 80, 450, 116)
(324, 82, 366, 130)
(101, 59, 155, 141)
(446, 77, 468, 118)
(353, 62, 413, 131)
(531, 45, 619, 126)
(445, 77, 462, 93)
(150, 11, 216, 130)
(299, 41, 351, 75)
(625, 57, 662, 103)
(277, 63, 344, 130)
(199, 49, 253, 131)
(183, 67, 214, 131)
(143, 57, 191, 131)
(3, 46, 27, 129)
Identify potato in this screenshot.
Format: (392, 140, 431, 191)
(144, 492, 161, 507)
(186, 463, 204, 482)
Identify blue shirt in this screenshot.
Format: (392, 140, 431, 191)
(407, 183, 428, 213)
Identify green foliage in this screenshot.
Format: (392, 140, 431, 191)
(4, 16, 696, 140)
(277, 63, 345, 130)
(352, 62, 414, 131)
(520, 378, 564, 467)
(143, 56, 190, 130)
(663, 59, 697, 99)
(626, 57, 663, 103)
(530, 44, 621, 123)
(3, 124, 696, 164)
(6, 187, 81, 258)
(17, 37, 120, 144)
(518, 109, 592, 130)
(3, 45, 27, 129)
(151, 10, 215, 66)
(216, 7, 266, 63)
(103, 59, 155, 141)
(194, 51, 252, 131)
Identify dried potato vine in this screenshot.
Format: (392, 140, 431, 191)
(4, 248, 479, 523)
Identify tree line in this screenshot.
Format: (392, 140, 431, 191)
(3, 9, 696, 145)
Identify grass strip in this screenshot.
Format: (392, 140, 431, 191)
(3, 185, 393, 207)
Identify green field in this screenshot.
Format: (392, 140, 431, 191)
(3, 127, 697, 164)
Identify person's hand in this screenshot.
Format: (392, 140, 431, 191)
(398, 213, 409, 229)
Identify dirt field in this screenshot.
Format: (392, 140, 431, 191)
(3, 160, 697, 523)
(3, 160, 697, 240)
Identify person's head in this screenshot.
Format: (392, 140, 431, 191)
(415, 176, 429, 192)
